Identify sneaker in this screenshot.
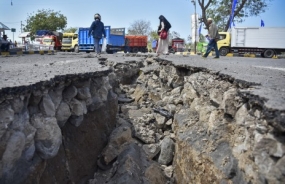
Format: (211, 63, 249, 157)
(213, 57, 219, 59)
(202, 55, 207, 58)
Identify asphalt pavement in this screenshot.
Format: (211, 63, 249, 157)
(0, 52, 284, 111)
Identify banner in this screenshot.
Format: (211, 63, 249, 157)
(261, 19, 265, 27)
(229, 0, 238, 28)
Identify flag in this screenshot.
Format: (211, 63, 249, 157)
(229, 0, 238, 28)
(198, 24, 202, 36)
(261, 19, 265, 27)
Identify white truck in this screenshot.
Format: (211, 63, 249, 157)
(218, 27, 285, 58)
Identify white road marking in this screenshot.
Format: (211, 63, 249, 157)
(254, 66, 285, 72)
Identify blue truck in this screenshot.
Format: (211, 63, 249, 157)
(77, 26, 125, 53)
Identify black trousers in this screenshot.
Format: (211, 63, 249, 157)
(0, 43, 10, 51)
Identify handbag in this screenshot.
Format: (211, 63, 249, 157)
(160, 30, 167, 39)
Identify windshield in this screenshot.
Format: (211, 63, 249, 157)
(62, 38, 72, 44)
(43, 39, 53, 43)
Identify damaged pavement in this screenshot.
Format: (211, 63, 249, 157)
(0, 52, 285, 184)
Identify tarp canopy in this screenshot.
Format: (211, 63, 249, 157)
(0, 22, 10, 31)
(18, 32, 31, 38)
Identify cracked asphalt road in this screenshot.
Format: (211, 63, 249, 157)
(0, 52, 284, 111)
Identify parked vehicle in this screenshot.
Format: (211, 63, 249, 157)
(78, 26, 125, 53)
(125, 35, 148, 53)
(169, 38, 185, 53)
(218, 27, 285, 58)
(152, 38, 185, 53)
(38, 30, 63, 50)
(61, 32, 78, 52)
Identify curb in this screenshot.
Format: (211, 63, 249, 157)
(0, 50, 55, 56)
(225, 53, 284, 59)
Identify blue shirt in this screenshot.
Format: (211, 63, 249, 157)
(88, 19, 106, 39)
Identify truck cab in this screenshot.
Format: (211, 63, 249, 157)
(62, 33, 78, 52)
(42, 35, 62, 50)
(217, 32, 231, 56)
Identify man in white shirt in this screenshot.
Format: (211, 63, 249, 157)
(202, 18, 220, 59)
(0, 35, 10, 52)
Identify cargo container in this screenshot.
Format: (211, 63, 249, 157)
(125, 35, 148, 53)
(217, 27, 285, 58)
(78, 26, 125, 53)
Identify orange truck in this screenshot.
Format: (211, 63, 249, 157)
(125, 35, 148, 53)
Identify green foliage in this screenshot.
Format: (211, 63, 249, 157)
(24, 9, 67, 35)
(199, 34, 205, 42)
(198, 0, 273, 31)
(64, 27, 78, 33)
(149, 30, 159, 41)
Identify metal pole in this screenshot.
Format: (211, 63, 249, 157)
(194, 0, 197, 54)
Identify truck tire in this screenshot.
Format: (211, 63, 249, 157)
(219, 47, 229, 56)
(263, 49, 274, 58)
(132, 48, 138, 53)
(74, 46, 79, 53)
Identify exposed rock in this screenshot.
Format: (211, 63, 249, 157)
(68, 115, 84, 127)
(0, 103, 14, 138)
(142, 143, 161, 160)
(62, 85, 77, 103)
(164, 165, 174, 178)
(39, 94, 55, 117)
(102, 125, 133, 164)
(48, 84, 64, 110)
(145, 163, 168, 184)
(1, 131, 26, 173)
(69, 98, 85, 116)
(76, 86, 91, 100)
(55, 101, 71, 127)
(30, 114, 62, 159)
(9, 96, 24, 114)
(220, 88, 239, 117)
(158, 137, 175, 165)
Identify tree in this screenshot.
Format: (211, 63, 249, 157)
(64, 27, 78, 33)
(197, 0, 273, 31)
(171, 31, 181, 39)
(128, 20, 151, 35)
(24, 9, 67, 35)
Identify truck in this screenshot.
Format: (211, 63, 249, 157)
(152, 38, 185, 53)
(169, 37, 185, 53)
(78, 26, 125, 53)
(61, 32, 78, 52)
(217, 27, 285, 58)
(37, 30, 63, 51)
(125, 35, 148, 53)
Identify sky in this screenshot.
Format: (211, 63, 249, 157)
(1, 0, 285, 42)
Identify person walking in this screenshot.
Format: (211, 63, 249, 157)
(88, 13, 106, 57)
(156, 15, 171, 56)
(0, 35, 10, 52)
(202, 18, 220, 59)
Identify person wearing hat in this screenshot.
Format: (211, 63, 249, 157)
(202, 18, 220, 59)
(88, 13, 106, 57)
(0, 35, 10, 52)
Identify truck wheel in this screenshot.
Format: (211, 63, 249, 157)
(132, 48, 138, 53)
(263, 49, 274, 58)
(219, 47, 229, 56)
(74, 46, 79, 53)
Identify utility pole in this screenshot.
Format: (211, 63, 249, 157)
(21, 21, 25, 33)
(191, 0, 197, 54)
